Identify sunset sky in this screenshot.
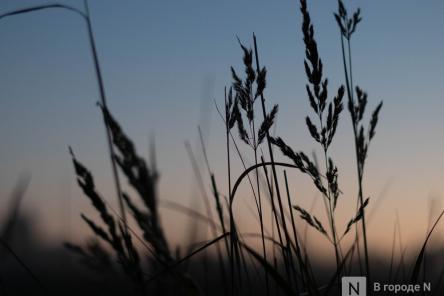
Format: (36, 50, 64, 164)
(1, 0, 444, 260)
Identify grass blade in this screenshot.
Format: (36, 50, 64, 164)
(240, 242, 298, 296)
(410, 209, 444, 284)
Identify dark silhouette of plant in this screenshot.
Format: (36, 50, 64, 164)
(229, 39, 278, 295)
(68, 148, 145, 291)
(0, 0, 129, 234)
(67, 107, 218, 295)
(271, 0, 345, 274)
(334, 0, 383, 280)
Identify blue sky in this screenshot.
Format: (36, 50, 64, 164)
(0, 0, 444, 253)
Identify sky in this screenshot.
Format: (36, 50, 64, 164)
(0, 0, 444, 259)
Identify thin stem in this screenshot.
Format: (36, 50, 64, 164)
(348, 38, 354, 102)
(348, 37, 370, 281)
(283, 171, 305, 292)
(198, 127, 230, 258)
(145, 233, 229, 285)
(254, 146, 270, 295)
(231, 162, 303, 204)
(0, 239, 47, 292)
(83, 0, 128, 233)
(214, 100, 266, 208)
(340, 34, 352, 100)
(185, 141, 227, 293)
(318, 104, 341, 273)
(0, 4, 87, 21)
(253, 34, 293, 282)
(323, 147, 341, 274)
(248, 95, 270, 295)
(0, 1, 129, 235)
(225, 90, 236, 296)
(260, 157, 290, 279)
(340, 30, 370, 280)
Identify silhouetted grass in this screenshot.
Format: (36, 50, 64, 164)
(2, 1, 444, 296)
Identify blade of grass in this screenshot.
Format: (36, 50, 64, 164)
(239, 242, 298, 296)
(145, 233, 229, 285)
(1, 174, 30, 243)
(253, 34, 293, 283)
(0, 0, 129, 238)
(0, 239, 47, 293)
(84, 0, 128, 232)
(410, 208, 444, 284)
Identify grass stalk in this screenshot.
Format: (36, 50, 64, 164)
(340, 25, 370, 281)
(283, 171, 305, 292)
(260, 157, 291, 283)
(185, 140, 228, 292)
(225, 90, 241, 295)
(0, 1, 129, 235)
(253, 34, 294, 283)
(252, 115, 271, 296)
(83, 0, 128, 232)
(0, 238, 47, 293)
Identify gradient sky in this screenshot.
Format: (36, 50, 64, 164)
(1, 0, 444, 258)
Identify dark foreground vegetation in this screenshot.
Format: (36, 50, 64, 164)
(1, 1, 444, 295)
